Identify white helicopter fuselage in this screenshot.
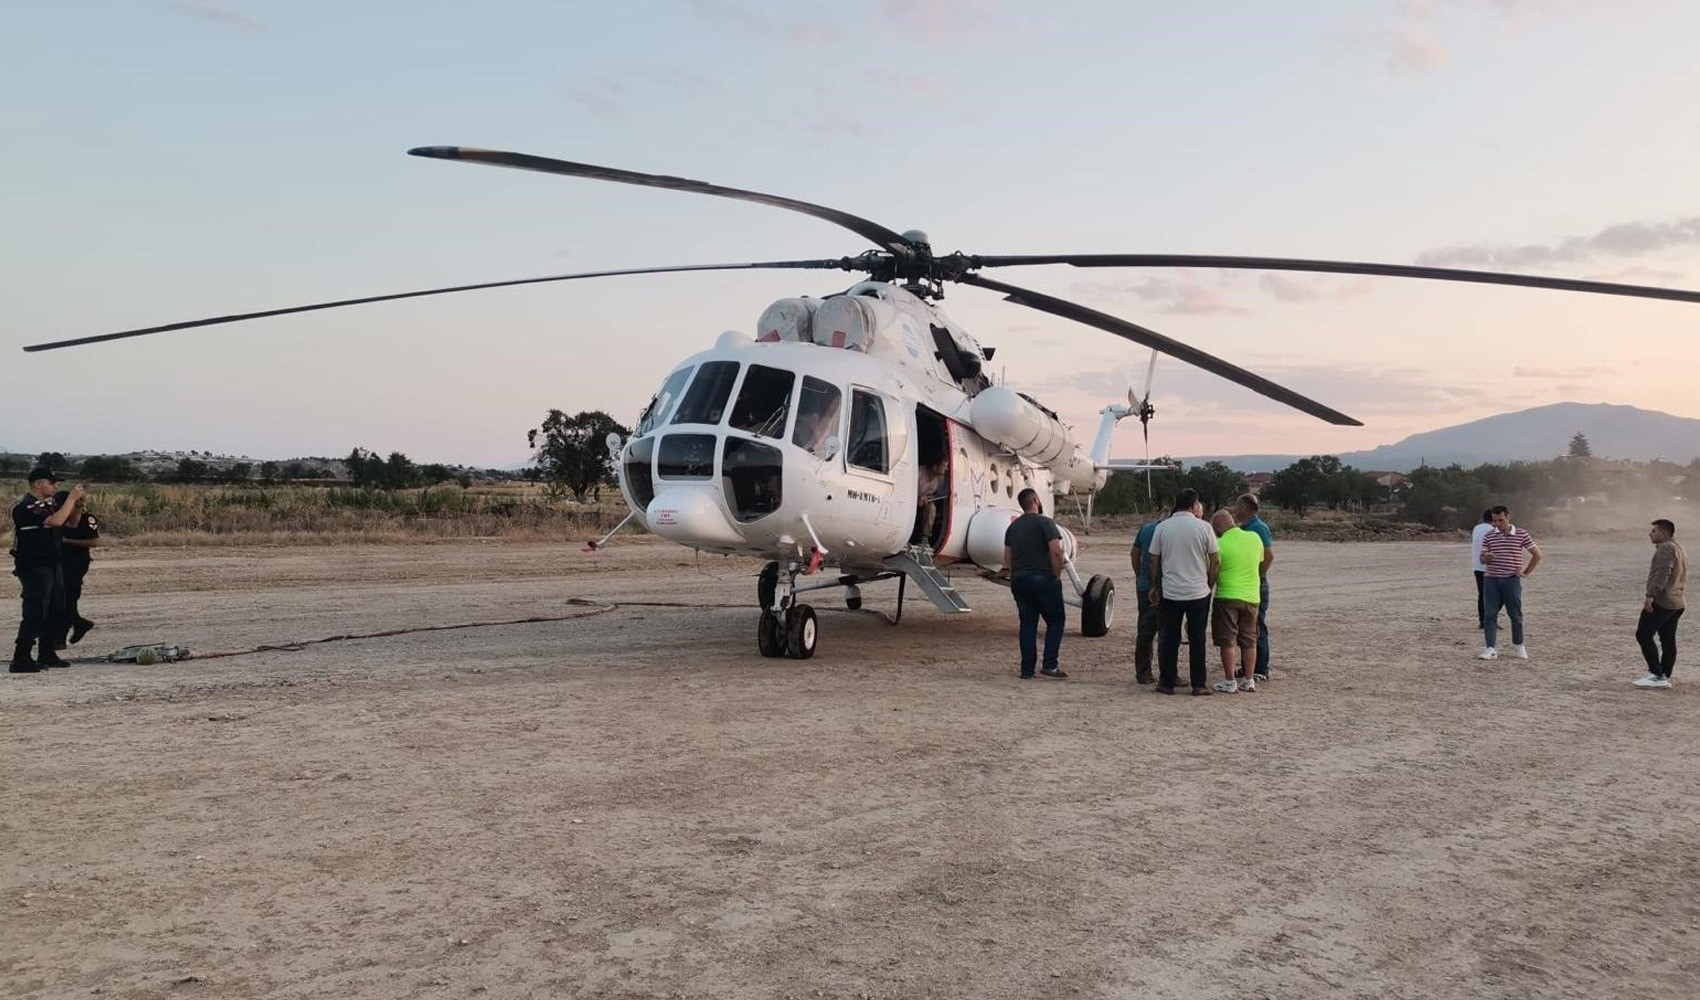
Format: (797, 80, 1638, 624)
(614, 281, 1105, 577)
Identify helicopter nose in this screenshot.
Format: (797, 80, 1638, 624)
(646, 486, 744, 547)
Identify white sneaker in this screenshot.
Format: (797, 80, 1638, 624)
(1238, 676, 1257, 693)
(1512, 644, 1529, 659)
(1632, 674, 1663, 688)
(1478, 647, 1498, 660)
(1211, 679, 1239, 693)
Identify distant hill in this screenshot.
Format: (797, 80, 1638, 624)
(1186, 403, 1700, 473)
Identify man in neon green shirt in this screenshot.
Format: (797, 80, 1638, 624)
(1209, 509, 1265, 693)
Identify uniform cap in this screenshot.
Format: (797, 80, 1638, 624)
(27, 467, 64, 483)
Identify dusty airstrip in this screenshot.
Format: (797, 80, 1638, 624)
(3, 533, 1697, 999)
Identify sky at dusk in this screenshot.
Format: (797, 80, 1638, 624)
(5, 1, 1698, 467)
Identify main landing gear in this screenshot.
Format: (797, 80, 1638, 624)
(756, 561, 818, 659)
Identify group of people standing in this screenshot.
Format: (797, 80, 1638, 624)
(1131, 490, 1273, 695)
(10, 467, 99, 673)
(1001, 486, 1275, 694)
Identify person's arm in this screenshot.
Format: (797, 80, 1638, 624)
(1002, 545, 1013, 577)
(1049, 538, 1065, 578)
(1208, 551, 1221, 589)
(1131, 543, 1145, 574)
(43, 486, 85, 528)
(1521, 544, 1542, 577)
(1645, 547, 1674, 612)
(1261, 542, 1274, 576)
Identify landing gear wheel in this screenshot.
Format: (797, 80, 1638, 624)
(784, 604, 818, 659)
(757, 561, 779, 610)
(757, 609, 785, 658)
(1081, 574, 1115, 637)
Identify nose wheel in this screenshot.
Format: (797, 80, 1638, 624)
(756, 560, 819, 659)
(758, 604, 817, 659)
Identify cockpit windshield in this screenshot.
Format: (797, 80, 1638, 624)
(670, 360, 740, 426)
(729, 364, 795, 439)
(636, 366, 694, 436)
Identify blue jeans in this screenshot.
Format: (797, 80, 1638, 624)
(1012, 572, 1065, 675)
(1254, 577, 1270, 677)
(1482, 576, 1524, 648)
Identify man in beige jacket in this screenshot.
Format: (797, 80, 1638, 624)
(1634, 518, 1687, 689)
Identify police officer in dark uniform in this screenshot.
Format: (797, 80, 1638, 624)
(11, 468, 82, 672)
(52, 487, 100, 649)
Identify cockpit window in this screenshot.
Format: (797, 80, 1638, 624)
(728, 364, 795, 439)
(846, 389, 889, 474)
(637, 367, 694, 436)
(670, 361, 740, 426)
(792, 377, 842, 457)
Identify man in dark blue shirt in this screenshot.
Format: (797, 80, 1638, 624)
(1130, 516, 1162, 684)
(1233, 493, 1276, 682)
(1003, 488, 1067, 679)
(11, 468, 83, 672)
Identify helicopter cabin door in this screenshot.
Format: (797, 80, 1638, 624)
(841, 385, 910, 554)
(913, 405, 953, 552)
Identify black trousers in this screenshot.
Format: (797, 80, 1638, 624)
(53, 561, 89, 644)
(1636, 605, 1684, 678)
(1159, 596, 1211, 690)
(14, 562, 62, 647)
(1475, 570, 1486, 629)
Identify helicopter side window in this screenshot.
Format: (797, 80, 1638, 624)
(792, 377, 842, 457)
(846, 389, 889, 474)
(728, 364, 795, 439)
(637, 366, 694, 436)
(670, 360, 740, 426)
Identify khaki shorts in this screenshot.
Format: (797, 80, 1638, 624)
(1211, 598, 1258, 648)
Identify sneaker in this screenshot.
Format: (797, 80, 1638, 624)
(1645, 677, 1673, 690)
(1190, 686, 1212, 696)
(1238, 677, 1257, 693)
(1135, 671, 1155, 685)
(1039, 667, 1069, 679)
(1211, 679, 1239, 694)
(1512, 644, 1528, 660)
(1253, 672, 1270, 682)
(1155, 684, 1176, 695)
(1478, 647, 1498, 660)
(1632, 674, 1663, 688)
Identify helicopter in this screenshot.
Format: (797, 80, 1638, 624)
(26, 147, 1700, 659)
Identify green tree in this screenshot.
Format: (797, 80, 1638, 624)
(1261, 456, 1341, 515)
(79, 455, 142, 482)
(1180, 461, 1249, 512)
(36, 451, 69, 471)
(1401, 464, 1491, 529)
(1568, 432, 1593, 458)
(227, 461, 253, 482)
(173, 457, 209, 483)
(259, 461, 280, 483)
(528, 409, 631, 501)
(384, 451, 418, 489)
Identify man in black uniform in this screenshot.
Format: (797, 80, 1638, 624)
(1002, 487, 1069, 679)
(51, 487, 100, 649)
(11, 468, 83, 672)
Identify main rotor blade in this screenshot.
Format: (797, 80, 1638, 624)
(22, 259, 852, 352)
(956, 273, 1362, 426)
(972, 254, 1700, 305)
(410, 146, 918, 258)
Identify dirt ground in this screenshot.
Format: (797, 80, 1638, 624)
(3, 531, 1697, 1000)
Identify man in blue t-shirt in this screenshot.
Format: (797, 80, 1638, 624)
(1130, 515, 1163, 684)
(1232, 493, 1276, 681)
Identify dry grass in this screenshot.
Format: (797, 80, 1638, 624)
(2, 480, 634, 547)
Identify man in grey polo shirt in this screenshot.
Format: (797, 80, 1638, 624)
(1147, 487, 1219, 695)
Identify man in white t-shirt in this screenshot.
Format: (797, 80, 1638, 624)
(1147, 487, 1220, 695)
(1469, 508, 1494, 631)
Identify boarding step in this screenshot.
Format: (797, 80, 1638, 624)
(884, 547, 972, 614)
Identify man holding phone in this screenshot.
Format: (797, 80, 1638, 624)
(11, 468, 83, 672)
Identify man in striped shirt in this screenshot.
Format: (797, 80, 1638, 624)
(1479, 505, 1543, 660)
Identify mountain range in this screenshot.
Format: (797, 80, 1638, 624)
(1183, 403, 1700, 473)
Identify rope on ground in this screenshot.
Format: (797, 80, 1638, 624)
(188, 597, 750, 661)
